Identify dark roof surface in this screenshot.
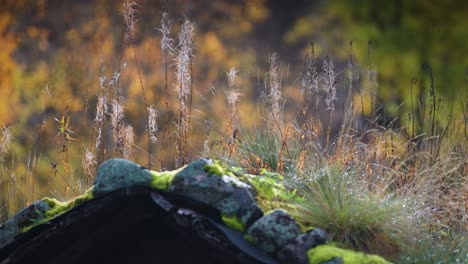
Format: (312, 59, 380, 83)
(0, 187, 270, 264)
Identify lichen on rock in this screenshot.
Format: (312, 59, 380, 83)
(93, 158, 153, 196)
(246, 209, 302, 254)
(216, 188, 263, 231)
(0, 200, 51, 248)
(277, 228, 329, 264)
(40, 187, 94, 223)
(0, 186, 95, 246)
(168, 158, 263, 231)
(169, 158, 237, 204)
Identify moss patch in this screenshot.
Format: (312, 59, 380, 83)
(22, 187, 94, 232)
(221, 214, 245, 232)
(245, 169, 304, 203)
(240, 169, 313, 230)
(204, 160, 252, 189)
(149, 166, 185, 190)
(244, 234, 254, 244)
(203, 160, 235, 177)
(307, 244, 392, 264)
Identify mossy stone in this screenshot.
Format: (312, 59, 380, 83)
(277, 228, 329, 264)
(246, 209, 301, 254)
(0, 200, 50, 248)
(149, 167, 183, 190)
(169, 158, 236, 205)
(93, 158, 153, 196)
(170, 158, 263, 232)
(216, 188, 263, 231)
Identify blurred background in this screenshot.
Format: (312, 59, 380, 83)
(0, 0, 467, 207)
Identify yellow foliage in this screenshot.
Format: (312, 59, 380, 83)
(200, 32, 227, 65)
(246, 0, 269, 22)
(0, 12, 20, 124)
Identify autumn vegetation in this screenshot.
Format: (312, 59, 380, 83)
(1, 1, 467, 262)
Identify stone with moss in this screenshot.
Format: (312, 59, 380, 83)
(149, 166, 184, 190)
(242, 170, 309, 228)
(40, 188, 94, 223)
(23, 187, 95, 233)
(307, 244, 392, 264)
(216, 188, 263, 231)
(169, 158, 236, 203)
(277, 228, 329, 264)
(0, 200, 51, 248)
(93, 158, 153, 196)
(1, 186, 95, 246)
(169, 158, 263, 231)
(246, 209, 302, 254)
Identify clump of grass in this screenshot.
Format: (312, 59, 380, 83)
(235, 128, 282, 173)
(222, 127, 301, 175)
(298, 163, 410, 259)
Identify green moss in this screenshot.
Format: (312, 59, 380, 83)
(245, 171, 304, 203)
(149, 166, 184, 190)
(44, 187, 94, 218)
(203, 160, 253, 189)
(22, 187, 94, 232)
(307, 245, 392, 264)
(259, 168, 284, 181)
(241, 171, 310, 229)
(221, 214, 245, 232)
(203, 160, 235, 177)
(244, 234, 254, 244)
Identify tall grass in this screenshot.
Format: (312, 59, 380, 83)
(174, 18, 196, 167)
(157, 11, 174, 170)
(211, 44, 467, 261)
(398, 231, 467, 264)
(299, 165, 407, 258)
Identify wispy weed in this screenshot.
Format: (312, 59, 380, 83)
(175, 18, 196, 167)
(0, 127, 12, 161)
(147, 105, 159, 143)
(122, 0, 139, 45)
(266, 52, 283, 129)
